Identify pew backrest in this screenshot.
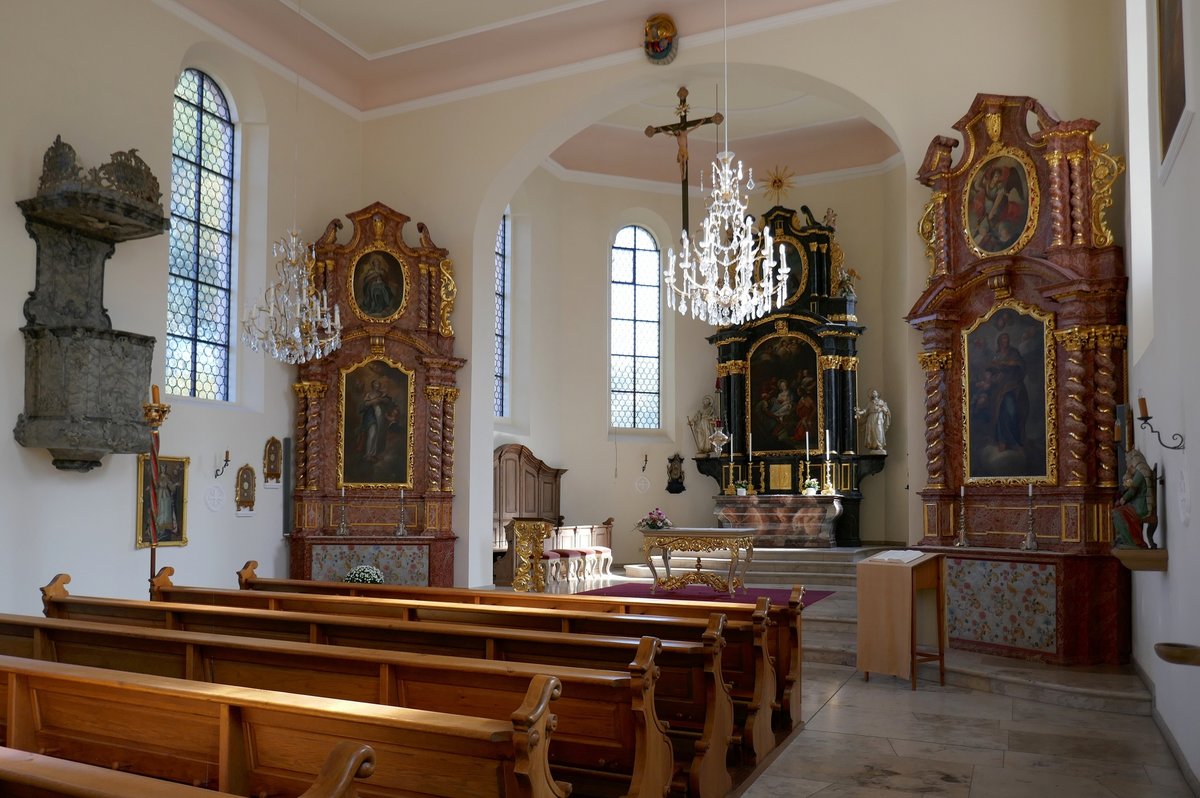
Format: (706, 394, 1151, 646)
(0, 654, 566, 798)
(0, 741, 374, 798)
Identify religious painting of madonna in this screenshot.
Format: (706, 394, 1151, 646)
(136, 455, 189, 549)
(748, 334, 822, 455)
(351, 249, 405, 321)
(964, 307, 1051, 481)
(341, 358, 413, 487)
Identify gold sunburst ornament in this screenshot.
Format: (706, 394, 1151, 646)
(762, 165, 796, 206)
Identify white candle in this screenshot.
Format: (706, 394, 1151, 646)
(805, 431, 810, 462)
(341, 487, 345, 499)
(825, 430, 831, 460)
(749, 434, 753, 461)
(1028, 483, 1033, 497)
(960, 485, 965, 498)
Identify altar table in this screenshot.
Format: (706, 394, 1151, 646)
(639, 527, 755, 596)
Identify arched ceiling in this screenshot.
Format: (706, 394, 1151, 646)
(167, 0, 899, 186)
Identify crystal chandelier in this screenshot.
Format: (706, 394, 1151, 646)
(663, 0, 788, 326)
(241, 228, 342, 364)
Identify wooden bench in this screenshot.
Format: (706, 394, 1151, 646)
(233, 561, 805, 733)
(42, 576, 733, 798)
(0, 612, 672, 798)
(0, 741, 374, 798)
(0, 654, 567, 798)
(148, 568, 775, 765)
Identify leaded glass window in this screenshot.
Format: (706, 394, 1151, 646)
(609, 225, 661, 428)
(494, 211, 509, 417)
(167, 68, 233, 400)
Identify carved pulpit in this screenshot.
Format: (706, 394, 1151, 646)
(700, 205, 882, 546)
(289, 202, 464, 585)
(906, 94, 1129, 664)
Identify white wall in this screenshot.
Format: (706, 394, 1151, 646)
(0, 0, 362, 615)
(1124, 0, 1200, 781)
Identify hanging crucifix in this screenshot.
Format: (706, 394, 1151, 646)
(645, 86, 723, 236)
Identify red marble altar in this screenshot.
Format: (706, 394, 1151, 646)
(714, 493, 842, 547)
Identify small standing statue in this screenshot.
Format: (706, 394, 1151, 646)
(687, 395, 718, 457)
(1112, 446, 1158, 548)
(855, 389, 891, 453)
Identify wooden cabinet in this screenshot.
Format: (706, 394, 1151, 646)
(492, 445, 565, 550)
(856, 551, 945, 690)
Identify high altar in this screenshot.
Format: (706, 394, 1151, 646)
(906, 94, 1129, 664)
(699, 205, 883, 546)
(288, 203, 464, 585)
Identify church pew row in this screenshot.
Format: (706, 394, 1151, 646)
(229, 561, 805, 733)
(0, 741, 375, 798)
(40, 576, 734, 798)
(0, 612, 672, 798)
(148, 568, 775, 764)
(0, 654, 567, 798)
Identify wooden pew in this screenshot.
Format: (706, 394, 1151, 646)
(0, 612, 672, 798)
(230, 561, 805, 733)
(149, 569, 775, 765)
(0, 654, 567, 798)
(41, 576, 733, 798)
(0, 740, 374, 798)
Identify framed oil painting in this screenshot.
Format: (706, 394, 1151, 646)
(747, 333, 822, 456)
(963, 151, 1038, 257)
(340, 357, 414, 487)
(1158, 0, 1188, 159)
(350, 249, 406, 322)
(136, 455, 189, 549)
(963, 304, 1056, 483)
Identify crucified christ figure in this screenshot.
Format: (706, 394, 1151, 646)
(645, 86, 723, 235)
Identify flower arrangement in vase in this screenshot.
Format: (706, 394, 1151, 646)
(734, 480, 750, 496)
(639, 507, 672, 530)
(343, 564, 385, 584)
(803, 477, 820, 496)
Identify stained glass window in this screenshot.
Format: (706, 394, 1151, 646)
(494, 210, 509, 417)
(167, 68, 232, 400)
(610, 225, 661, 428)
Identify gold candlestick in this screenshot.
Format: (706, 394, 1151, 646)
(142, 385, 171, 599)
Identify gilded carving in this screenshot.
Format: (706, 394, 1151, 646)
(827, 314, 858, 323)
(438, 258, 457, 337)
(292, 381, 327, 399)
(918, 194, 941, 276)
(774, 320, 788, 333)
(511, 520, 553, 592)
(917, 351, 952, 371)
(717, 360, 748, 376)
(1088, 136, 1124, 248)
(985, 111, 1002, 144)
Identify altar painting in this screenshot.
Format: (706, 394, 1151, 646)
(963, 305, 1055, 482)
(748, 334, 822, 455)
(340, 357, 414, 487)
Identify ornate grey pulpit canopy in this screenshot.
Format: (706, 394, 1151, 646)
(13, 136, 168, 470)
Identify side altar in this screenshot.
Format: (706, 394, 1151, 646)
(906, 94, 1130, 664)
(694, 205, 885, 546)
(288, 203, 463, 586)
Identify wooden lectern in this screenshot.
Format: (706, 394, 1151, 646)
(856, 551, 945, 690)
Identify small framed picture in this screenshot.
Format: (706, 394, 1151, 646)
(136, 455, 189, 549)
(263, 436, 282, 483)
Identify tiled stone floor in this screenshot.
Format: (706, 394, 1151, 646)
(736, 659, 1195, 797)
(554, 571, 1196, 796)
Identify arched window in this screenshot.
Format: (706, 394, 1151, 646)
(167, 68, 233, 400)
(494, 209, 510, 417)
(609, 225, 661, 428)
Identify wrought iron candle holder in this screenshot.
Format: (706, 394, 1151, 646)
(1139, 415, 1185, 451)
